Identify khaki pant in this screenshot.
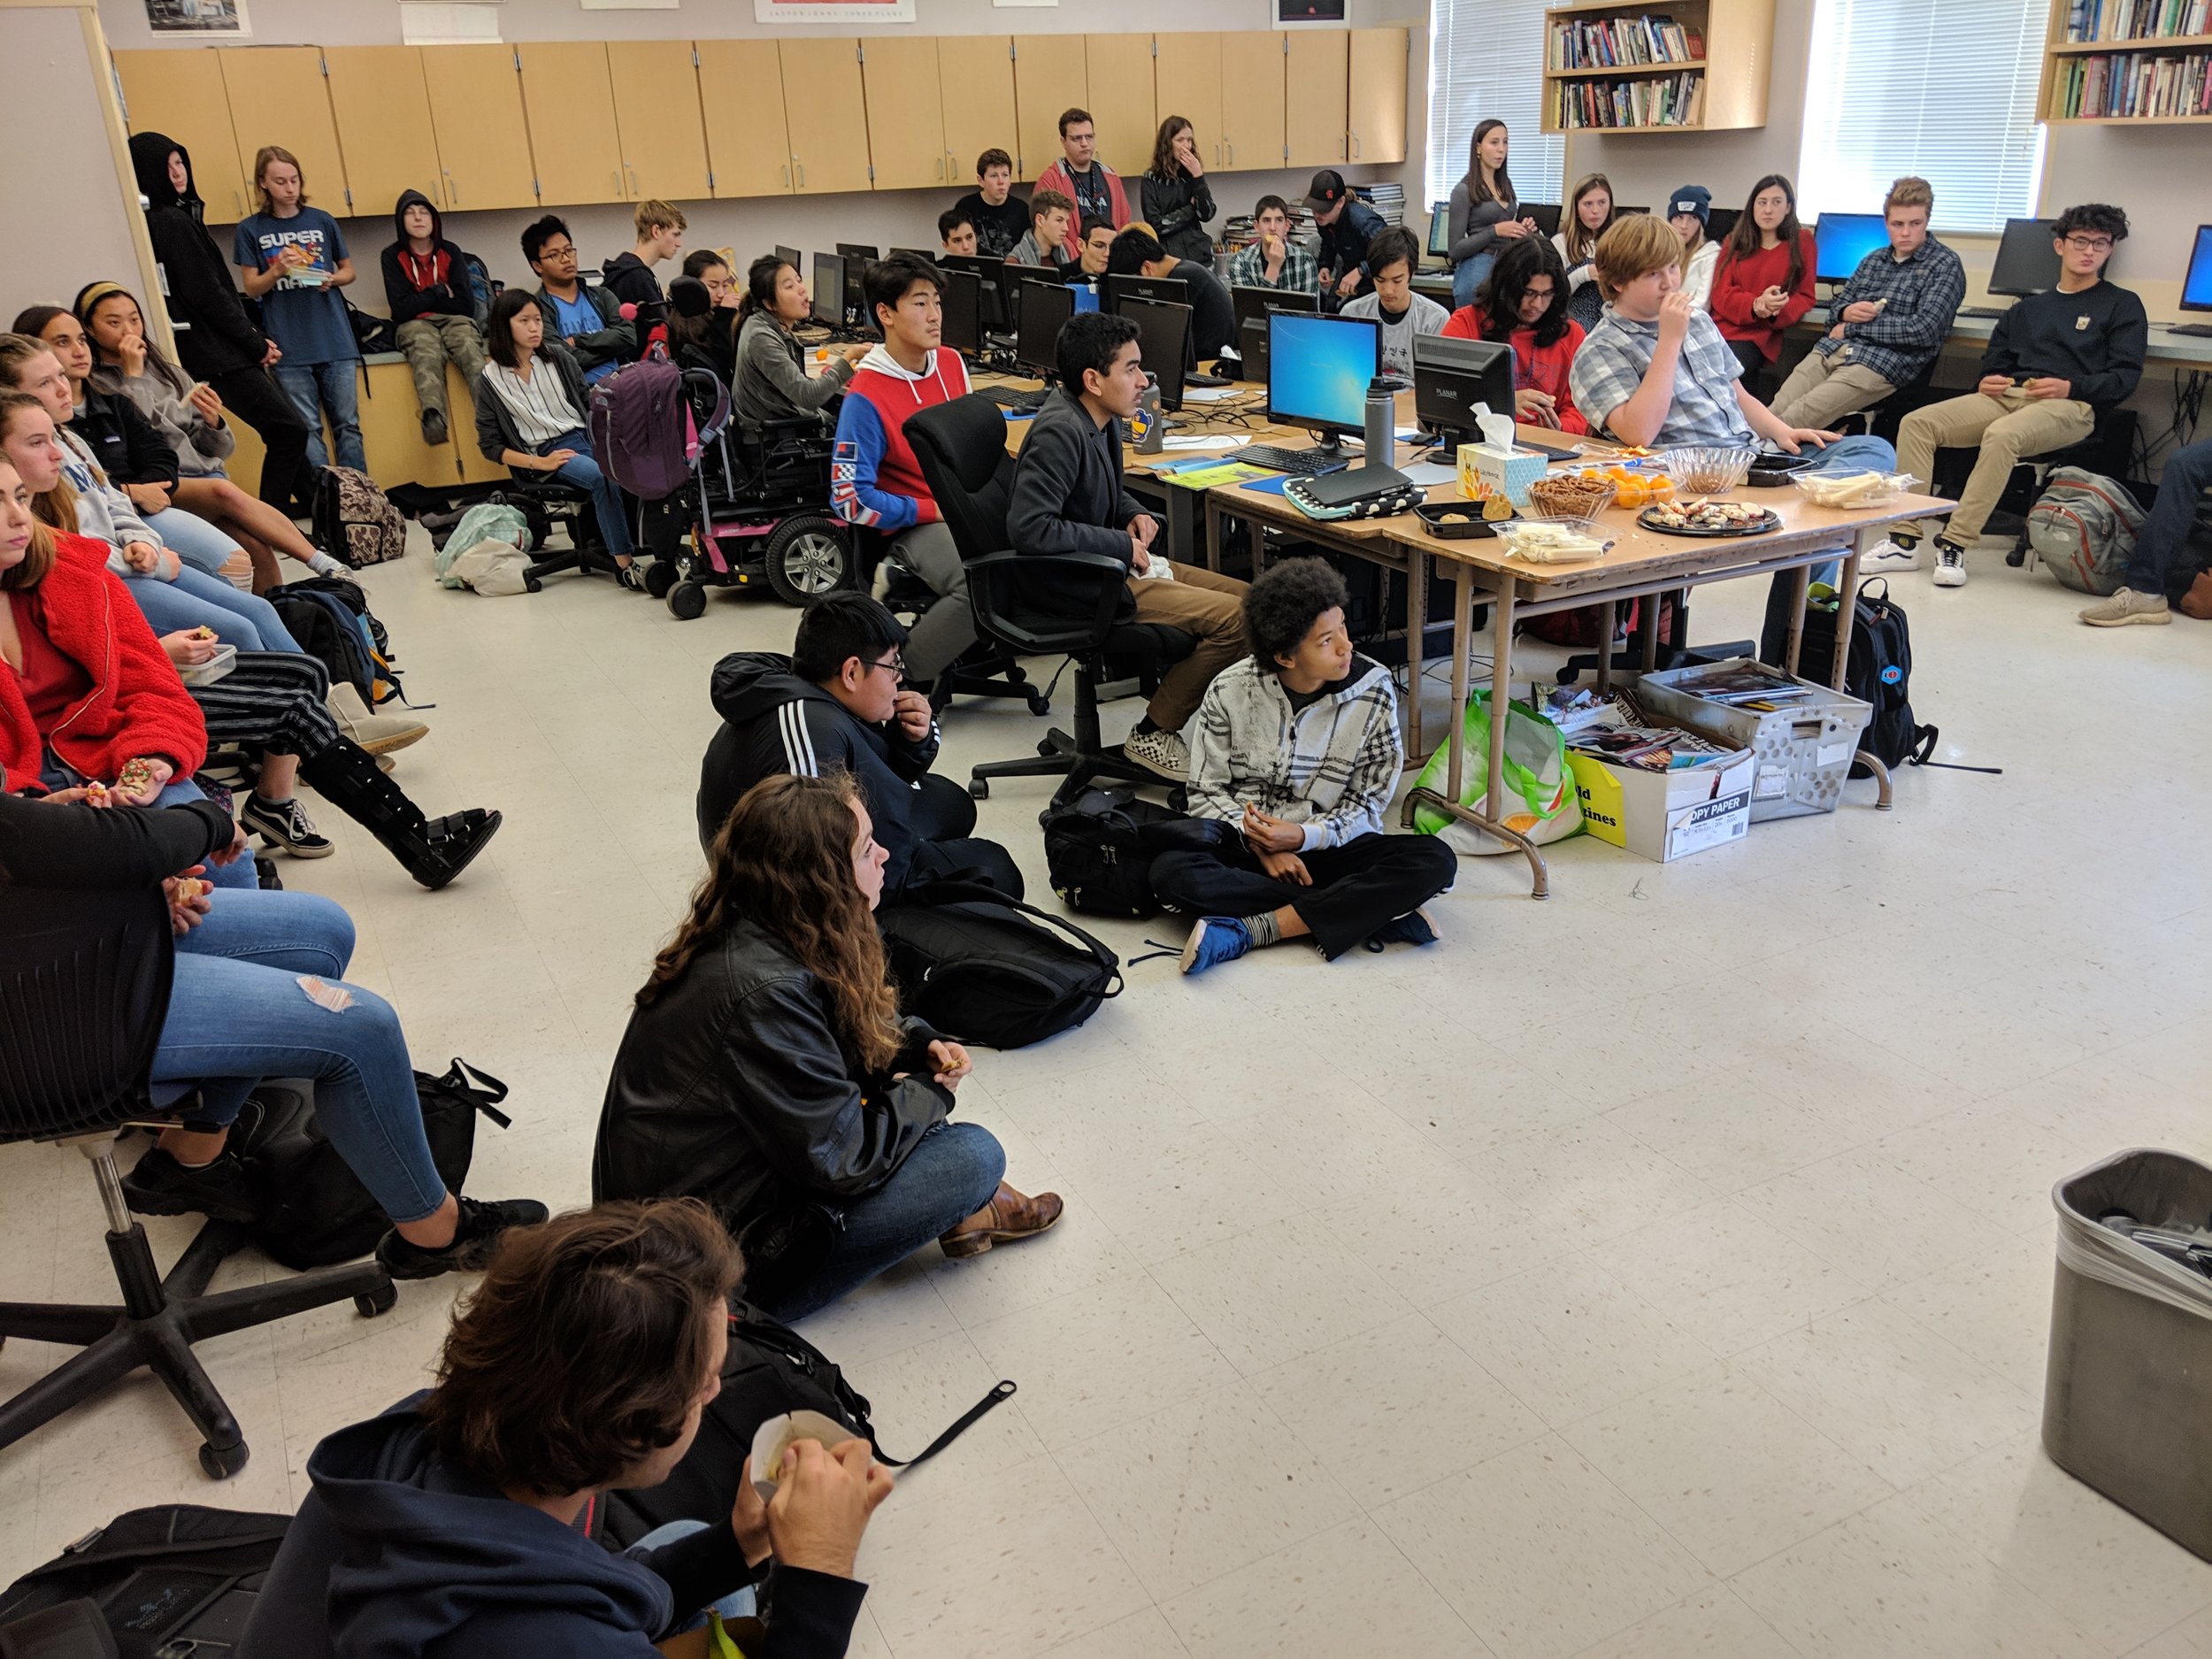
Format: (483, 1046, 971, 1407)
(396, 316, 486, 426)
(1770, 349, 1897, 431)
(1130, 560, 1248, 732)
(1896, 390, 2096, 541)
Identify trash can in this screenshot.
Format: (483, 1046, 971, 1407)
(2045, 1148, 2212, 1562)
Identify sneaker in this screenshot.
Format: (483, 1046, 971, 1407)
(121, 1147, 260, 1224)
(1179, 916, 1253, 976)
(2079, 587, 2172, 626)
(614, 560, 647, 592)
(1931, 541, 1968, 588)
(1123, 726, 1190, 780)
(1861, 538, 1924, 574)
(241, 794, 335, 857)
(375, 1194, 549, 1280)
(419, 408, 448, 448)
(1364, 909, 1440, 952)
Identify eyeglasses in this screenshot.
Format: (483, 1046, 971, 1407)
(2063, 236, 2114, 252)
(539, 244, 579, 262)
(864, 656, 907, 681)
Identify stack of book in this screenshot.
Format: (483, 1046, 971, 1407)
(2062, 0, 2210, 42)
(1356, 182, 1408, 228)
(1554, 73, 1706, 128)
(2050, 49, 2212, 116)
(1549, 15, 1703, 69)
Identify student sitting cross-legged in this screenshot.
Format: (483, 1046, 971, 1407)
(1006, 311, 1248, 782)
(1156, 557, 1457, 977)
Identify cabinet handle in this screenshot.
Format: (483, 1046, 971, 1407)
(781, 163, 790, 188)
(233, 188, 244, 217)
(1228, 141, 1236, 166)
(797, 161, 806, 189)
(613, 169, 623, 196)
(626, 165, 638, 196)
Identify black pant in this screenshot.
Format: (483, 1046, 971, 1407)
(1150, 832, 1456, 960)
(896, 772, 1024, 901)
(207, 365, 313, 512)
(1726, 337, 1777, 403)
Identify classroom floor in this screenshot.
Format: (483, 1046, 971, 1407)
(4, 526, 2212, 1657)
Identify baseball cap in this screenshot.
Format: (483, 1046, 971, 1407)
(1667, 185, 1712, 225)
(1305, 169, 1348, 212)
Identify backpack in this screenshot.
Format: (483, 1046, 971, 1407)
(1760, 577, 1934, 772)
(1522, 593, 1675, 649)
(877, 882, 1122, 1048)
(1041, 787, 1231, 918)
(311, 465, 407, 568)
(589, 352, 690, 502)
(0, 1504, 289, 1651)
(343, 296, 399, 357)
(227, 1058, 513, 1270)
(462, 251, 495, 327)
(264, 576, 402, 707)
(2025, 466, 2146, 595)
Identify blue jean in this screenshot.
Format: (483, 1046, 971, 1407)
(2125, 437, 2212, 599)
(526, 428, 634, 557)
(158, 888, 449, 1225)
(757, 1120, 1006, 1323)
(274, 358, 366, 473)
(1452, 254, 1494, 311)
(123, 564, 303, 654)
(144, 503, 247, 577)
(37, 755, 256, 891)
(628, 1521, 758, 1630)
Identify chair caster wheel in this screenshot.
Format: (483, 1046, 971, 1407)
(969, 779, 989, 800)
(1036, 739, 1056, 757)
(524, 576, 542, 594)
(2004, 541, 2027, 567)
(356, 1282, 397, 1317)
(199, 1440, 249, 1479)
(1025, 693, 1050, 716)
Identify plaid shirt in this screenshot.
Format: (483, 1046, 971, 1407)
(1569, 304, 1754, 449)
(1187, 655, 1405, 850)
(1814, 235, 1966, 387)
(1228, 240, 1319, 296)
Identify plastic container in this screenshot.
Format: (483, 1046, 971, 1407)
(2046, 1148, 2212, 1563)
(1634, 657, 1871, 822)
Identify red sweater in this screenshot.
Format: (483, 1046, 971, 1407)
(1709, 230, 1817, 363)
(0, 533, 206, 794)
(1440, 306, 1591, 435)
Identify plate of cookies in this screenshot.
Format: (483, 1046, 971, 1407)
(1637, 498, 1780, 538)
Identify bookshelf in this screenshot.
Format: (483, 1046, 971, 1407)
(2039, 0, 2212, 120)
(1540, 0, 1772, 134)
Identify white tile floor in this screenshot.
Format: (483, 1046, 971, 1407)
(5, 527, 2212, 1657)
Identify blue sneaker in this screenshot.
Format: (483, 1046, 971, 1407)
(1179, 916, 1253, 976)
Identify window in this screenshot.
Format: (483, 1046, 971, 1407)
(1798, 0, 2047, 233)
(1425, 0, 1566, 212)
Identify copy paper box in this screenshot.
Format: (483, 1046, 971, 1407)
(1565, 746, 1754, 863)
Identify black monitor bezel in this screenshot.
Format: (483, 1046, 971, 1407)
(2182, 223, 2212, 314)
(1988, 217, 2063, 299)
(1015, 280, 1075, 377)
(810, 251, 845, 329)
(1118, 295, 1193, 412)
(1412, 333, 1515, 442)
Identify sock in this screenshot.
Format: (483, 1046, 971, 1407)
(1133, 715, 1161, 737)
(1934, 533, 1967, 554)
(1244, 911, 1282, 948)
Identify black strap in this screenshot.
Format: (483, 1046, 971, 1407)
(871, 1379, 1018, 1471)
(1903, 723, 2004, 775)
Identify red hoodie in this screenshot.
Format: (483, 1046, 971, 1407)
(1440, 306, 1591, 435)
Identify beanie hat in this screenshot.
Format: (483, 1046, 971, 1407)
(1667, 185, 1712, 226)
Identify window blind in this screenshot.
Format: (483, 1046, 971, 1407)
(1425, 0, 1568, 211)
(1797, 0, 2048, 234)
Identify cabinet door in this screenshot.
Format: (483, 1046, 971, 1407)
(114, 50, 252, 223)
(607, 41, 711, 204)
(420, 47, 538, 211)
(1011, 34, 1086, 181)
(1347, 27, 1409, 166)
(861, 36, 946, 192)
(356, 360, 460, 488)
(937, 36, 1016, 191)
(518, 42, 625, 207)
(326, 47, 447, 218)
(1084, 34, 1158, 180)
(1149, 34, 1218, 170)
(780, 40, 870, 196)
(697, 40, 793, 198)
(1284, 29, 1348, 168)
(1218, 32, 1286, 173)
(219, 49, 349, 214)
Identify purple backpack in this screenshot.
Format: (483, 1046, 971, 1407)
(589, 352, 690, 501)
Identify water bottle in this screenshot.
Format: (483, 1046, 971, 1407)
(1362, 377, 1394, 471)
(1133, 379, 1165, 455)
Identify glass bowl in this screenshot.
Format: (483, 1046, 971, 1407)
(1663, 446, 1757, 495)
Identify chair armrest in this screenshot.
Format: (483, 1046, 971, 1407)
(968, 549, 1132, 653)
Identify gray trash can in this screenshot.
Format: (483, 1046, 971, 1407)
(2046, 1148, 2212, 1562)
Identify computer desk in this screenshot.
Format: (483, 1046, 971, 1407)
(1795, 306, 2212, 368)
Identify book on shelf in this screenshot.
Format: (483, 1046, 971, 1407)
(2051, 47, 2212, 115)
(1548, 14, 1697, 70)
(1555, 71, 1705, 127)
(2063, 0, 2211, 42)
(1356, 182, 1407, 227)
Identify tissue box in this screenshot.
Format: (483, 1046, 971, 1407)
(1460, 443, 1548, 509)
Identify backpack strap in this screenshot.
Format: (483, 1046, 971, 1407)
(870, 1379, 1018, 1471)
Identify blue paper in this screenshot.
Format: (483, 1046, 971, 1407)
(1240, 473, 1295, 495)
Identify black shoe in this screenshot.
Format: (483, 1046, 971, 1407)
(408, 809, 502, 891)
(1363, 909, 1440, 953)
(121, 1147, 261, 1224)
(241, 793, 335, 858)
(614, 561, 646, 592)
(420, 408, 449, 448)
(375, 1194, 549, 1280)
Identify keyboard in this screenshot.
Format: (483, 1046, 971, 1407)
(2166, 323, 2212, 337)
(1185, 370, 1233, 388)
(983, 387, 1049, 412)
(1240, 444, 1350, 476)
(1956, 306, 2007, 319)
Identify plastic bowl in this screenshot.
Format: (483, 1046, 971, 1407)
(1789, 469, 1918, 510)
(1663, 446, 1756, 495)
(1493, 515, 1617, 564)
(1528, 474, 1618, 519)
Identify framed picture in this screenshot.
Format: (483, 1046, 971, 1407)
(1278, 0, 1347, 19)
(144, 0, 250, 32)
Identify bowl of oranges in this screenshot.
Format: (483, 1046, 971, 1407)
(1557, 462, 1677, 512)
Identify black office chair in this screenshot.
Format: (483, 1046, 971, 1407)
(493, 478, 617, 589)
(0, 886, 394, 1478)
(906, 395, 1194, 812)
(1925, 406, 2139, 557)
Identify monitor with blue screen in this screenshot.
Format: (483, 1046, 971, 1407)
(1814, 213, 1888, 283)
(2182, 224, 2212, 311)
(1267, 312, 1379, 453)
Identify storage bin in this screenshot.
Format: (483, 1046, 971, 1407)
(1634, 657, 1872, 822)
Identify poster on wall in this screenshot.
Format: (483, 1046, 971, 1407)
(144, 0, 251, 32)
(755, 0, 914, 20)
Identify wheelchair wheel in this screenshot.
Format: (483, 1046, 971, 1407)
(667, 580, 708, 621)
(764, 514, 853, 607)
(644, 561, 678, 600)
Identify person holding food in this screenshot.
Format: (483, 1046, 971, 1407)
(1442, 236, 1590, 434)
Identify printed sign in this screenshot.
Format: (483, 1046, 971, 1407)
(756, 0, 915, 20)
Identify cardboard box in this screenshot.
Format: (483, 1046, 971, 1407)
(1634, 659, 1872, 822)
(1565, 745, 1754, 863)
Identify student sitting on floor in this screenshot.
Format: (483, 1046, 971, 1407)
(1228, 196, 1319, 296)
(1339, 227, 1450, 387)
(1156, 557, 1456, 977)
(1441, 235, 1590, 434)
(380, 189, 485, 449)
(602, 198, 686, 348)
(1708, 173, 1816, 398)
(1006, 311, 1248, 783)
(939, 206, 979, 257)
(1896, 203, 2147, 589)
(523, 216, 635, 389)
(2078, 436, 2212, 626)
(1009, 189, 1077, 274)
(954, 149, 1029, 260)
(1104, 227, 1237, 365)
(695, 591, 1021, 897)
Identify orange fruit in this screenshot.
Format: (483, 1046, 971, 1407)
(1647, 476, 1675, 501)
(1616, 479, 1647, 508)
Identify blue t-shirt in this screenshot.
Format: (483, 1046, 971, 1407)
(548, 291, 617, 385)
(233, 208, 357, 365)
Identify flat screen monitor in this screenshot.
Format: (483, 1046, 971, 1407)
(1704, 205, 1740, 245)
(1412, 333, 1514, 442)
(2184, 224, 2212, 311)
(1101, 273, 1190, 316)
(1989, 218, 2062, 297)
(775, 244, 802, 273)
(891, 247, 936, 265)
(810, 252, 845, 329)
(1231, 283, 1318, 334)
(940, 253, 1009, 332)
(1615, 204, 1651, 219)
(1523, 202, 1563, 238)
(940, 267, 982, 355)
(1267, 311, 1379, 443)
(1118, 295, 1193, 411)
(841, 258, 872, 335)
(1426, 204, 1452, 258)
(836, 242, 879, 264)
(1814, 212, 1887, 283)
(1015, 280, 1074, 378)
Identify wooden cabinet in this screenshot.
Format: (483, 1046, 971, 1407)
(420, 47, 538, 211)
(1084, 34, 1157, 180)
(218, 49, 348, 214)
(780, 40, 871, 196)
(325, 47, 447, 218)
(1348, 27, 1409, 165)
(114, 50, 252, 222)
(1148, 34, 1217, 169)
(861, 36, 946, 191)
(518, 42, 626, 207)
(1285, 29, 1349, 168)
(607, 41, 712, 203)
(1011, 34, 1087, 181)
(697, 40, 793, 197)
(1218, 32, 1286, 172)
(936, 35, 1016, 190)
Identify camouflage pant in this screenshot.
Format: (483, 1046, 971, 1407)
(395, 316, 486, 423)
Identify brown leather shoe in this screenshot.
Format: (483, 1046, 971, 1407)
(939, 1182, 1064, 1260)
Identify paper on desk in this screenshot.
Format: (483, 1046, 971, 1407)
(1182, 384, 1240, 403)
(1166, 462, 1269, 489)
(1401, 461, 1455, 487)
(1162, 434, 1248, 451)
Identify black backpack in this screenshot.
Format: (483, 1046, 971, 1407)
(1760, 577, 1935, 772)
(1041, 787, 1231, 918)
(263, 576, 402, 707)
(877, 883, 1121, 1048)
(0, 1504, 289, 1653)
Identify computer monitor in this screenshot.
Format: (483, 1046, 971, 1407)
(1015, 280, 1074, 378)
(1267, 311, 1379, 456)
(1814, 212, 1888, 283)
(1426, 204, 1453, 259)
(891, 247, 936, 265)
(1229, 283, 1321, 383)
(1988, 218, 2062, 297)
(1615, 204, 1651, 219)
(836, 242, 879, 265)
(939, 253, 1010, 333)
(841, 258, 872, 334)
(1118, 296, 1192, 412)
(810, 251, 845, 329)
(1704, 205, 1740, 245)
(1523, 203, 1563, 238)
(1101, 273, 1190, 315)
(2183, 223, 2212, 311)
(940, 267, 982, 355)
(775, 244, 802, 274)
(1412, 334, 1514, 447)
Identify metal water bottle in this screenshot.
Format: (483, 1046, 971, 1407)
(1133, 379, 1165, 455)
(1362, 378, 1394, 471)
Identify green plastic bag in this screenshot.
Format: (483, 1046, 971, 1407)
(1411, 688, 1584, 855)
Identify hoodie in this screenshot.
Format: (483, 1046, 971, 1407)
(1187, 653, 1407, 849)
(830, 344, 971, 534)
(601, 249, 666, 348)
(127, 132, 268, 380)
(380, 190, 475, 324)
(695, 650, 940, 887)
(239, 1393, 867, 1659)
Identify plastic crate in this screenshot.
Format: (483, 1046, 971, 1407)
(1634, 658, 1872, 822)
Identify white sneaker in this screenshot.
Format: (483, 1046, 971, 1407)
(1932, 541, 1968, 588)
(2078, 587, 2172, 626)
(1123, 726, 1190, 780)
(1862, 538, 1923, 573)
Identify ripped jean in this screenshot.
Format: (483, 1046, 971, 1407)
(156, 888, 449, 1225)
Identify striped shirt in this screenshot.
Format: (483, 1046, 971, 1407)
(482, 359, 583, 448)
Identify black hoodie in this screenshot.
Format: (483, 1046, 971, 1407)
(127, 131, 268, 380)
(380, 189, 475, 324)
(601, 248, 665, 348)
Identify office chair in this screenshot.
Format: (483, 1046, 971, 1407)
(0, 886, 395, 1479)
(492, 478, 618, 588)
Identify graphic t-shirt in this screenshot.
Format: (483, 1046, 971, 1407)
(233, 208, 356, 365)
(548, 291, 618, 385)
(1065, 165, 1112, 230)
